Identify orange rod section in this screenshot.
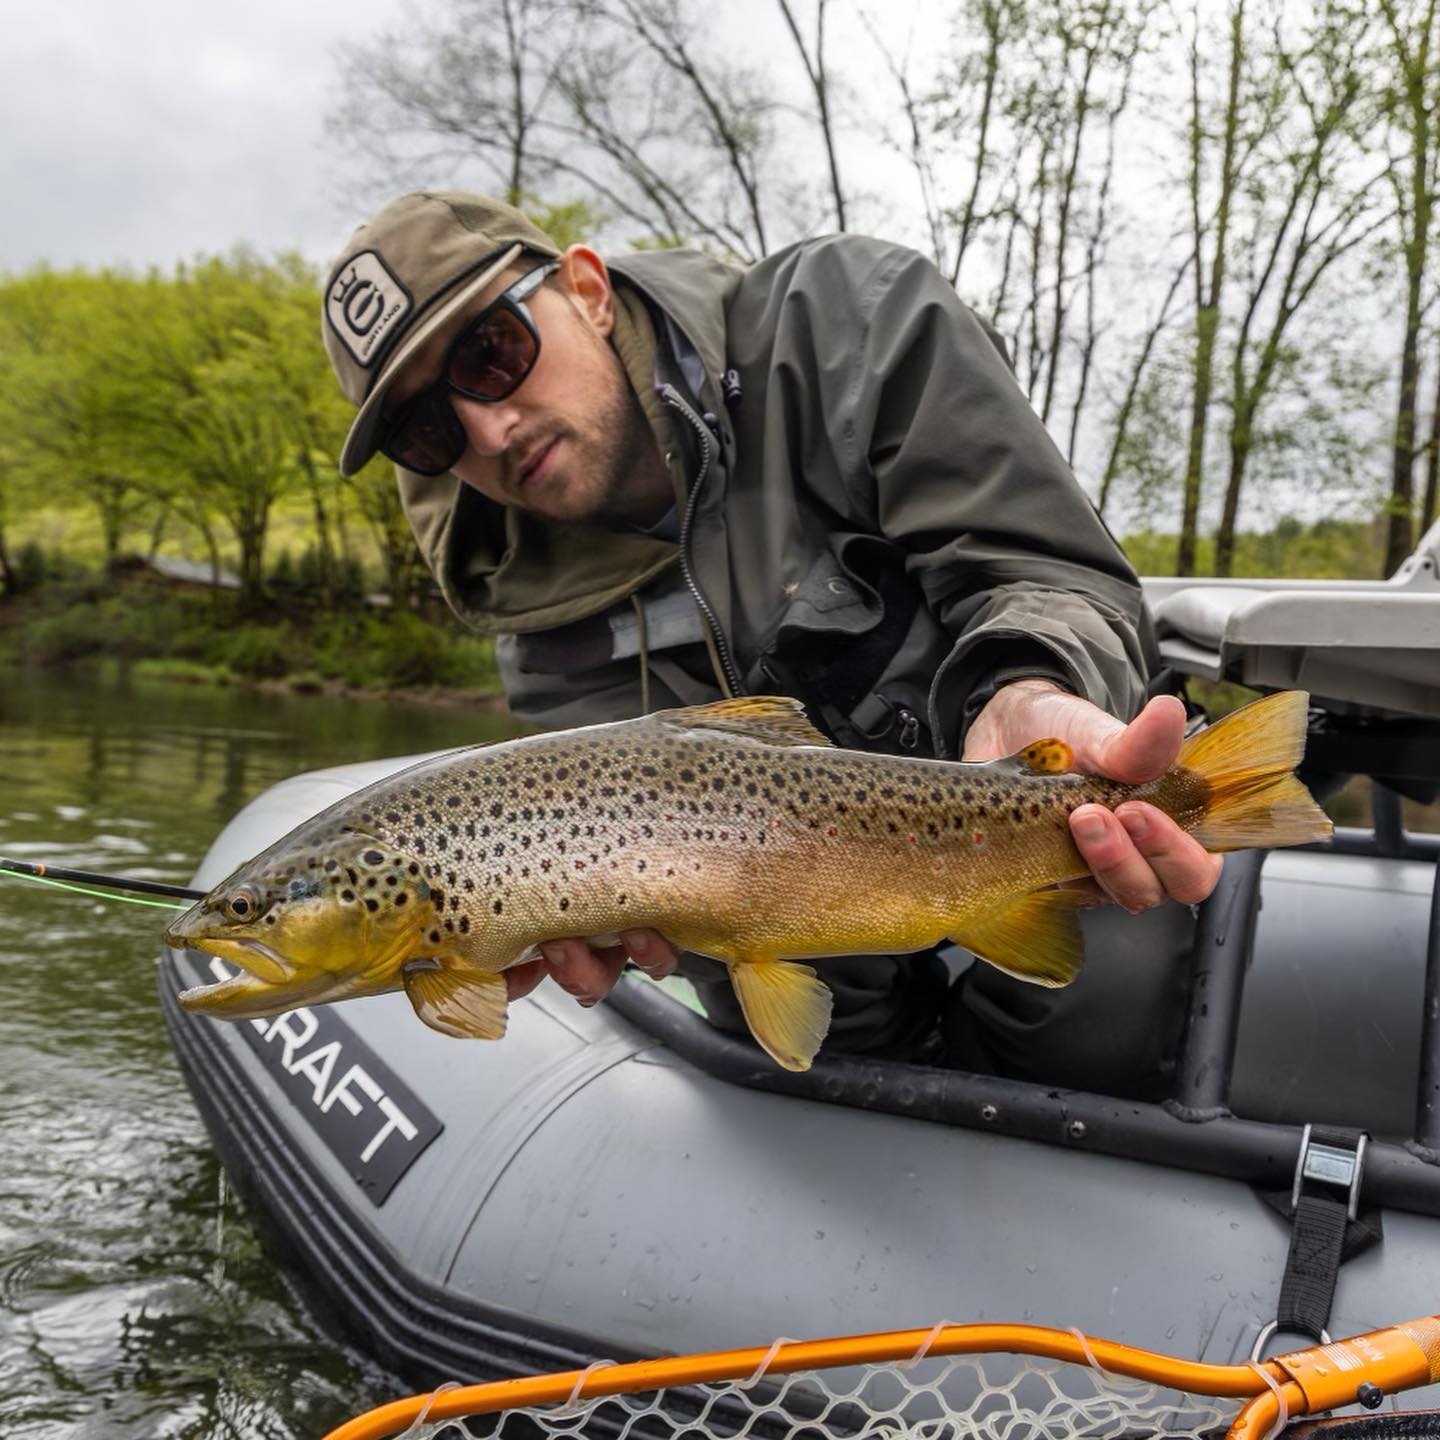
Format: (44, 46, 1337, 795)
(323, 1323, 1278, 1440)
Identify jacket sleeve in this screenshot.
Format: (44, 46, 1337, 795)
(807, 239, 1155, 745)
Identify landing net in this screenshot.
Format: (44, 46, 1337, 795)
(326, 1316, 1440, 1440)
(400, 1350, 1230, 1440)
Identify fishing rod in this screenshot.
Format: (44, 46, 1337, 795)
(0, 857, 203, 909)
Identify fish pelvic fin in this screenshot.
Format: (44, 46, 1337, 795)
(949, 887, 1086, 988)
(1179, 690, 1333, 853)
(657, 697, 832, 748)
(729, 958, 834, 1071)
(403, 963, 509, 1039)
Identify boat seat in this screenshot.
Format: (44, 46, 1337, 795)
(1139, 518, 1440, 719)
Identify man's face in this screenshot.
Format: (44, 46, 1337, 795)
(385, 248, 667, 527)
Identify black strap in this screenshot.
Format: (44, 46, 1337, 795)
(1273, 1125, 1375, 1342)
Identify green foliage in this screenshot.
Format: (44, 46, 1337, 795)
(0, 571, 501, 698)
(14, 542, 48, 593)
(214, 624, 297, 679)
(1122, 515, 1387, 579)
(0, 255, 356, 608)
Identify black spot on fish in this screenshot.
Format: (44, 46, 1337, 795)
(365, 899, 379, 913)
(428, 930, 440, 944)
(341, 890, 355, 902)
(324, 859, 338, 872)
(363, 849, 383, 865)
(395, 894, 408, 907)
(559, 897, 570, 911)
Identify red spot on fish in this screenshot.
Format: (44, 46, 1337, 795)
(906, 834, 918, 845)
(972, 830, 985, 845)
(826, 825, 837, 837)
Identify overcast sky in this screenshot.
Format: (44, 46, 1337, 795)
(2, 0, 408, 275)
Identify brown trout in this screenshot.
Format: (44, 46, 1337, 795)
(166, 690, 1330, 1071)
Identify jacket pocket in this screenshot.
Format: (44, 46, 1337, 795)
(753, 535, 947, 755)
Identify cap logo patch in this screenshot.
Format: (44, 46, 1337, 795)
(326, 250, 412, 367)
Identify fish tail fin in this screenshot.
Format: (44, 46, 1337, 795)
(729, 958, 833, 1071)
(1180, 690, 1332, 853)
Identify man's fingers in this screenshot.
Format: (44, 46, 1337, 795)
(622, 928, 679, 977)
(504, 956, 548, 1001)
(1071, 802, 1223, 911)
(1070, 803, 1167, 912)
(1115, 803, 1224, 906)
(1091, 694, 1187, 784)
(538, 937, 624, 1004)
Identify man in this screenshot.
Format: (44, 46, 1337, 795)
(321, 190, 1219, 1092)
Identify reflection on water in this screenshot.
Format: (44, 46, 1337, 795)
(0, 665, 521, 1438)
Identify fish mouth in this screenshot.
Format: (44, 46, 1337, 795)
(165, 931, 295, 985)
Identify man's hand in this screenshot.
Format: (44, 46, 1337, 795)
(503, 929, 680, 1003)
(963, 679, 1223, 912)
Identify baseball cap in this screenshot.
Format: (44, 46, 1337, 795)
(321, 190, 562, 475)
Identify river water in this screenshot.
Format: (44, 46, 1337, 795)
(0, 665, 521, 1439)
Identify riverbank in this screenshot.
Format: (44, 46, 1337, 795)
(0, 568, 508, 710)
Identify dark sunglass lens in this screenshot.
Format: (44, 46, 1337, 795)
(450, 308, 537, 398)
(383, 392, 465, 475)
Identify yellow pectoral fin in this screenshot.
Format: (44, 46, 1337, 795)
(403, 963, 509, 1039)
(729, 958, 834, 1073)
(950, 888, 1086, 988)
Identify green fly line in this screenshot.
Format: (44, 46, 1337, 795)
(0, 868, 191, 910)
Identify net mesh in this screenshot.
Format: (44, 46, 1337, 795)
(393, 1350, 1236, 1440)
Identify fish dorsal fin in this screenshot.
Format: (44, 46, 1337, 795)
(1012, 737, 1074, 774)
(657, 697, 832, 748)
(948, 887, 1086, 988)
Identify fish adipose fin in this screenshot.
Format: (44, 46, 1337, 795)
(403, 963, 509, 1039)
(949, 888, 1086, 988)
(658, 697, 833, 748)
(1180, 690, 1333, 852)
(1016, 737, 1074, 774)
(729, 958, 834, 1072)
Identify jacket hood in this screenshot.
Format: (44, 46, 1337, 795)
(396, 247, 743, 636)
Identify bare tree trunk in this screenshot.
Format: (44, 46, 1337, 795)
(1096, 250, 1191, 516)
(146, 505, 168, 561)
(776, 0, 845, 230)
(951, 0, 1009, 285)
(1423, 351, 1440, 530)
(1040, 29, 1095, 424)
(1380, 0, 1438, 575)
(1178, 0, 1247, 576)
(0, 487, 13, 596)
(1389, 258, 1425, 571)
(298, 448, 336, 601)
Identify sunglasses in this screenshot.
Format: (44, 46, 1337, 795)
(378, 260, 560, 476)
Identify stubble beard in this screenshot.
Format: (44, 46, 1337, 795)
(543, 341, 671, 531)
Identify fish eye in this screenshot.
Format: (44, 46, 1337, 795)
(226, 887, 262, 921)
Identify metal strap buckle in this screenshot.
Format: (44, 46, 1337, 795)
(1291, 1123, 1367, 1222)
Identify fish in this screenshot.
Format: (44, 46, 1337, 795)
(165, 689, 1331, 1072)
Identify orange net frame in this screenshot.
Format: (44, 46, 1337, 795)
(324, 1313, 1440, 1440)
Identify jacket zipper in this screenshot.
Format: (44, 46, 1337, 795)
(659, 383, 745, 698)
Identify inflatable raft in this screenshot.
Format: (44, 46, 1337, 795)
(158, 530, 1440, 1409)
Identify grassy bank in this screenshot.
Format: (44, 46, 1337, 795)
(0, 566, 503, 705)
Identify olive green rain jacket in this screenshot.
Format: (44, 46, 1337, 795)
(397, 234, 1157, 761)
